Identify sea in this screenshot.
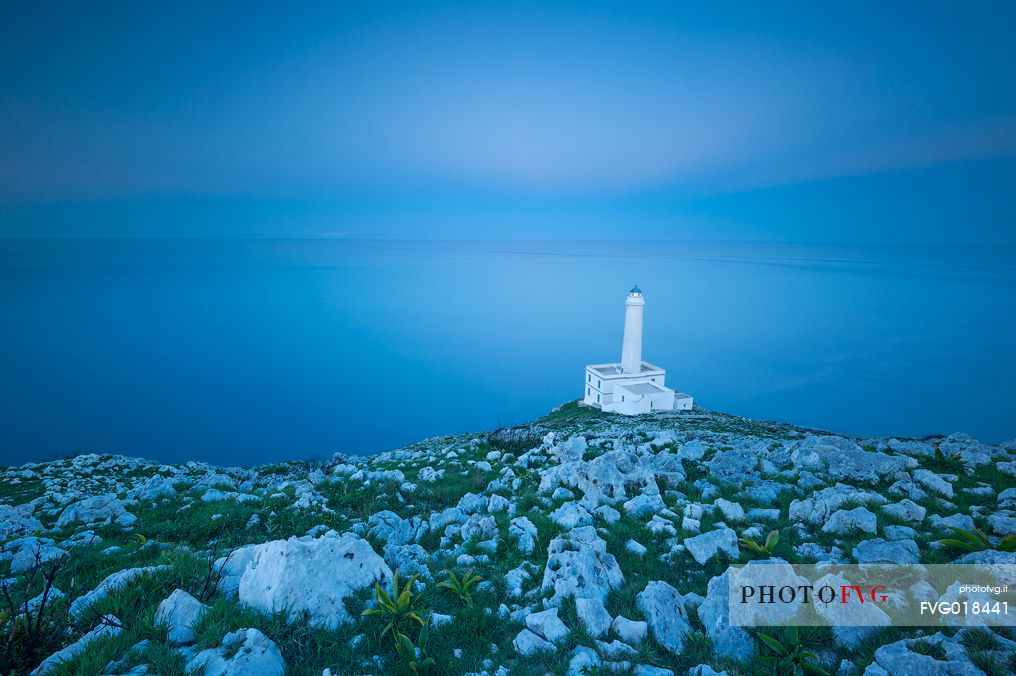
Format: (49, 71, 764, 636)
(1, 238, 1014, 466)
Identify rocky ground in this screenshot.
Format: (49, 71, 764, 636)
(1, 402, 1015, 676)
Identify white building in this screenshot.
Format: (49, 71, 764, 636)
(583, 286, 693, 415)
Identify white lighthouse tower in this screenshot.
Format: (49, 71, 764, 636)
(583, 286, 693, 415)
(620, 286, 645, 374)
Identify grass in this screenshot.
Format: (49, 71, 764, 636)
(6, 402, 1014, 675)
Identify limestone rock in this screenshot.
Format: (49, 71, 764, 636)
(575, 597, 612, 638)
(864, 631, 983, 675)
(0, 504, 42, 540)
(684, 527, 739, 565)
(821, 507, 878, 535)
(913, 469, 954, 498)
(625, 539, 648, 557)
(567, 646, 601, 676)
(595, 505, 621, 525)
(238, 533, 391, 628)
(382, 543, 431, 579)
(550, 501, 593, 529)
(56, 495, 133, 529)
(70, 566, 170, 618)
(790, 484, 887, 526)
(10, 542, 67, 575)
(987, 513, 1016, 536)
(31, 616, 123, 675)
(852, 538, 919, 564)
(714, 498, 745, 523)
(636, 580, 691, 655)
(512, 628, 555, 656)
(698, 571, 754, 661)
(541, 526, 624, 605)
(526, 607, 570, 644)
(882, 500, 926, 523)
(509, 516, 538, 554)
(155, 589, 208, 645)
(186, 628, 285, 676)
(538, 450, 661, 508)
(611, 616, 648, 644)
(813, 573, 889, 647)
(623, 493, 666, 518)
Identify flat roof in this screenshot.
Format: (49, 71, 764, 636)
(617, 382, 666, 395)
(587, 362, 665, 377)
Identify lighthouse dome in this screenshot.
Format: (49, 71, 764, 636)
(629, 285, 642, 295)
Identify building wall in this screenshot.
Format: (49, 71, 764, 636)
(584, 365, 686, 413)
(604, 388, 675, 415)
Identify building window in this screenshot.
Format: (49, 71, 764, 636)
(586, 387, 590, 396)
(621, 395, 625, 402)
(650, 400, 654, 409)
(587, 373, 590, 382)
(597, 394, 601, 403)
(597, 380, 601, 388)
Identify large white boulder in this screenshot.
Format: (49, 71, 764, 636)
(155, 589, 208, 645)
(636, 581, 691, 655)
(509, 516, 538, 554)
(10, 541, 67, 574)
(575, 597, 612, 638)
(852, 538, 919, 564)
(790, 484, 887, 526)
(541, 526, 624, 605)
(513, 628, 555, 656)
(187, 627, 285, 676)
(821, 507, 878, 535)
(0, 504, 42, 540)
(538, 450, 661, 508)
(865, 631, 985, 675)
(31, 616, 122, 675)
(70, 566, 170, 618)
(683, 527, 739, 565)
(56, 495, 134, 529)
(550, 501, 593, 529)
(526, 607, 570, 644)
(238, 533, 391, 628)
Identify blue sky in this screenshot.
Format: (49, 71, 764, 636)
(2, 2, 1014, 241)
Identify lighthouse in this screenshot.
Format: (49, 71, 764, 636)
(582, 286, 693, 415)
(620, 286, 644, 374)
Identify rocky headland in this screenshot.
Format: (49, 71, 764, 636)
(2, 403, 1015, 675)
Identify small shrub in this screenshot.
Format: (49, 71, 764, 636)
(361, 572, 425, 644)
(757, 626, 830, 675)
(740, 529, 780, 555)
(394, 616, 436, 674)
(437, 568, 482, 606)
(937, 527, 1016, 553)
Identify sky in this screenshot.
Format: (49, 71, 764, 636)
(1, 2, 1014, 242)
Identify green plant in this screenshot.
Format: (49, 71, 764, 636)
(757, 627, 829, 675)
(394, 616, 436, 674)
(929, 446, 965, 473)
(911, 639, 948, 660)
(739, 529, 780, 555)
(937, 527, 1016, 553)
(361, 572, 424, 643)
(437, 568, 482, 606)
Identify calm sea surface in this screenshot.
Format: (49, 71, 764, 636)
(1, 239, 1014, 466)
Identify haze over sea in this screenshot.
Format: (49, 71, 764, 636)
(1, 237, 1013, 467)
